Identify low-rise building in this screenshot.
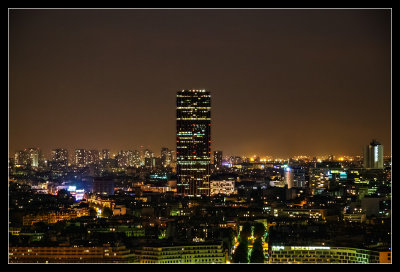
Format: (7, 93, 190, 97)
(269, 245, 386, 263)
(272, 208, 327, 220)
(9, 245, 135, 263)
(343, 213, 367, 223)
(134, 242, 227, 263)
(22, 208, 89, 226)
(210, 180, 236, 196)
(87, 194, 115, 209)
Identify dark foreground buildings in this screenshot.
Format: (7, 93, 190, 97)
(176, 90, 211, 196)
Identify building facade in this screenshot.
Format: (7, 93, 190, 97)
(176, 90, 211, 196)
(134, 242, 226, 263)
(285, 166, 306, 189)
(14, 148, 40, 168)
(213, 151, 223, 168)
(9, 245, 134, 263)
(51, 149, 69, 167)
(74, 149, 87, 167)
(269, 246, 386, 263)
(93, 177, 115, 195)
(210, 180, 236, 196)
(363, 140, 384, 169)
(101, 149, 110, 160)
(161, 147, 172, 168)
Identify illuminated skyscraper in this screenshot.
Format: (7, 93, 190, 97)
(131, 150, 141, 167)
(144, 149, 154, 159)
(14, 150, 29, 166)
(213, 151, 223, 168)
(116, 150, 129, 167)
(284, 167, 294, 189)
(126, 150, 140, 167)
(161, 147, 172, 167)
(15, 148, 40, 168)
(101, 149, 110, 160)
(284, 166, 306, 189)
(51, 149, 69, 168)
(87, 150, 100, 165)
(176, 90, 211, 196)
(51, 149, 68, 162)
(26, 148, 40, 168)
(364, 139, 384, 169)
(74, 149, 87, 167)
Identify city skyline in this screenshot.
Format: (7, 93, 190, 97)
(9, 9, 391, 158)
(8, 8, 392, 264)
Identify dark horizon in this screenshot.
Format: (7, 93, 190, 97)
(9, 9, 391, 158)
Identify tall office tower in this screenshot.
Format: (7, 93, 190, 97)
(176, 89, 211, 196)
(101, 149, 110, 160)
(161, 147, 172, 167)
(364, 139, 384, 169)
(74, 149, 87, 167)
(213, 151, 223, 168)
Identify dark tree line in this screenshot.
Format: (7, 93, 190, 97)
(232, 222, 266, 263)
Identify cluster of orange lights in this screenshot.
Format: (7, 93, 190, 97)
(244, 155, 355, 162)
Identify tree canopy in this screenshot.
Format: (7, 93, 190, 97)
(240, 222, 252, 239)
(250, 237, 265, 263)
(232, 239, 249, 263)
(253, 222, 266, 239)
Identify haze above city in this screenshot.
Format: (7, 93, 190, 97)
(9, 9, 391, 157)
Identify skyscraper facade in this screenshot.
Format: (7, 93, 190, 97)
(101, 149, 110, 160)
(176, 90, 211, 196)
(51, 149, 69, 168)
(51, 149, 68, 163)
(87, 150, 100, 165)
(74, 149, 87, 168)
(14, 148, 40, 168)
(26, 148, 40, 168)
(213, 151, 223, 169)
(284, 166, 306, 189)
(363, 140, 384, 169)
(161, 147, 172, 168)
(14, 150, 29, 166)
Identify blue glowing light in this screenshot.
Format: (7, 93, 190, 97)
(75, 193, 84, 201)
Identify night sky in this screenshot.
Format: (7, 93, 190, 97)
(9, 9, 391, 158)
